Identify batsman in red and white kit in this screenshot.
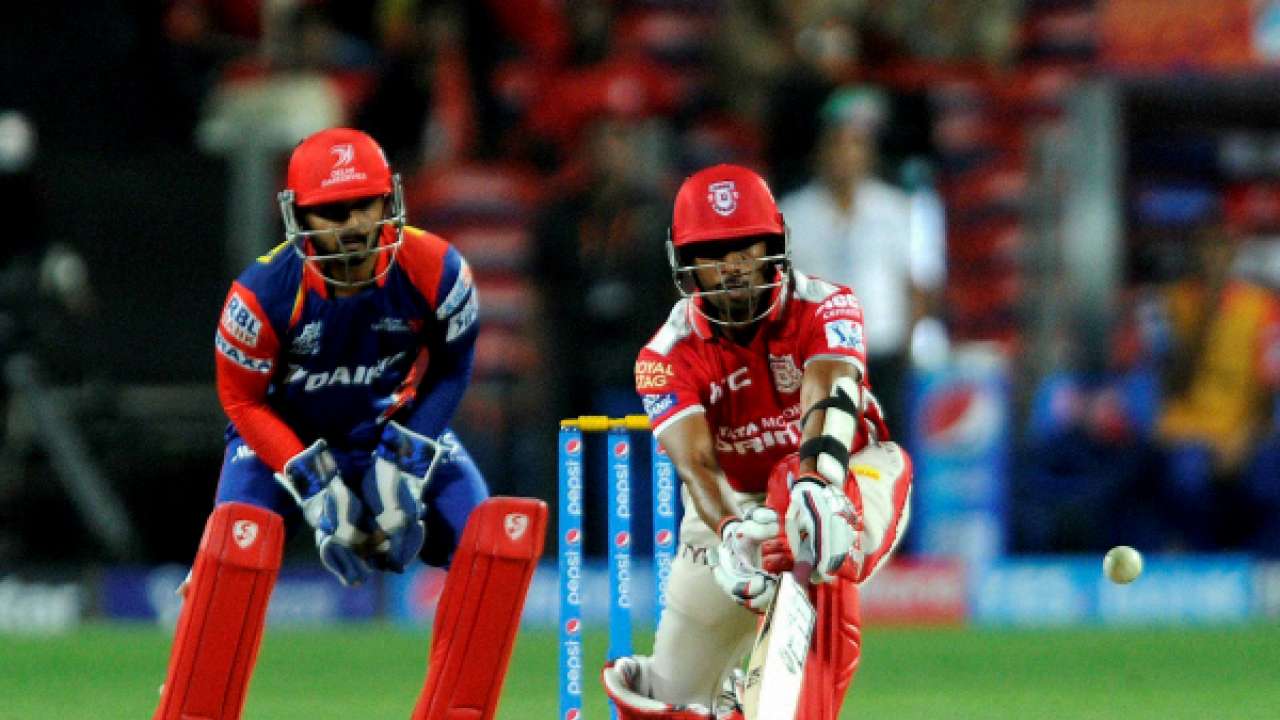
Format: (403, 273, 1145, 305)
(603, 165, 913, 719)
(153, 128, 545, 720)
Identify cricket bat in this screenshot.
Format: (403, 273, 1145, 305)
(740, 564, 816, 720)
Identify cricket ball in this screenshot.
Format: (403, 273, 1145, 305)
(1103, 545, 1143, 584)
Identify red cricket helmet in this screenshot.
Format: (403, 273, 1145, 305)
(666, 164, 791, 327)
(670, 164, 786, 247)
(277, 128, 406, 288)
(286, 127, 393, 206)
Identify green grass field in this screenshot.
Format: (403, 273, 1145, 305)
(3, 623, 1279, 719)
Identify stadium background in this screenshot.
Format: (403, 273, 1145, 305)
(2, 1, 1280, 717)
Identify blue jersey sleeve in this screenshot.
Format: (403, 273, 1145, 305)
(401, 245, 479, 438)
(432, 245, 479, 350)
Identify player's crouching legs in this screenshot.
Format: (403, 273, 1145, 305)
(414, 431, 488, 568)
(155, 502, 285, 720)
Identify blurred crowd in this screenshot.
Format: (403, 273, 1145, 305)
(3, 0, 1279, 562)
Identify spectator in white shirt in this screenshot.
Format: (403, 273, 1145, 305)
(781, 85, 946, 437)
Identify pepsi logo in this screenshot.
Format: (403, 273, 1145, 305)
(566, 710, 581, 720)
(565, 528, 582, 545)
(920, 383, 1001, 449)
(615, 531, 631, 548)
(655, 443, 668, 456)
(613, 441, 629, 458)
(565, 618, 581, 635)
(564, 438, 582, 456)
(656, 529, 674, 547)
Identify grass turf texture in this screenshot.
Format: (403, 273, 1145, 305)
(2, 623, 1278, 719)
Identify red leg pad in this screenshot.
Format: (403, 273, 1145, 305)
(154, 502, 284, 720)
(795, 579, 862, 720)
(412, 497, 548, 720)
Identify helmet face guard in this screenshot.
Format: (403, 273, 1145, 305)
(278, 174, 407, 288)
(666, 234, 791, 327)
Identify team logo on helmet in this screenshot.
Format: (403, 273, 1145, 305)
(322, 143, 367, 188)
(330, 143, 355, 167)
(707, 180, 739, 216)
(232, 519, 259, 549)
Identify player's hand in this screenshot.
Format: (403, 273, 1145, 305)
(361, 421, 447, 572)
(275, 439, 372, 587)
(786, 472, 859, 584)
(711, 507, 780, 613)
(760, 533, 794, 575)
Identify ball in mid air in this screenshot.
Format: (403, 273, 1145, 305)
(1103, 545, 1143, 584)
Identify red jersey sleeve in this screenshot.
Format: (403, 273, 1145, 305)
(636, 345, 703, 437)
(798, 283, 869, 379)
(214, 281, 303, 471)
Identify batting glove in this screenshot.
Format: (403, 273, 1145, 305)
(361, 421, 449, 572)
(786, 472, 859, 584)
(275, 439, 371, 587)
(711, 506, 780, 613)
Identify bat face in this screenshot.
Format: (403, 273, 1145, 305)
(741, 572, 816, 720)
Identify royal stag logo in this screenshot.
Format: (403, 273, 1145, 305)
(504, 512, 530, 541)
(232, 519, 259, 549)
(330, 143, 355, 168)
(707, 180, 739, 216)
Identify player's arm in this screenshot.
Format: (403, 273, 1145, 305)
(363, 245, 479, 571)
(214, 282, 304, 471)
(388, 245, 479, 436)
(655, 411, 742, 532)
(660, 412, 780, 612)
(797, 358, 862, 477)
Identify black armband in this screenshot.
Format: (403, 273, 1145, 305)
(800, 386, 860, 430)
(798, 436, 850, 472)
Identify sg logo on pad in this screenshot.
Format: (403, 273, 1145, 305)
(504, 513, 529, 541)
(232, 519, 259, 549)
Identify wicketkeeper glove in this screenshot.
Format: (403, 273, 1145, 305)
(360, 421, 450, 572)
(786, 472, 859, 584)
(275, 439, 371, 587)
(710, 506, 780, 613)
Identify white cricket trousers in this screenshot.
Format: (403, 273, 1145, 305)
(649, 485, 766, 706)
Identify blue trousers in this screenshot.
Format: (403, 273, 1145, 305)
(215, 429, 488, 567)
